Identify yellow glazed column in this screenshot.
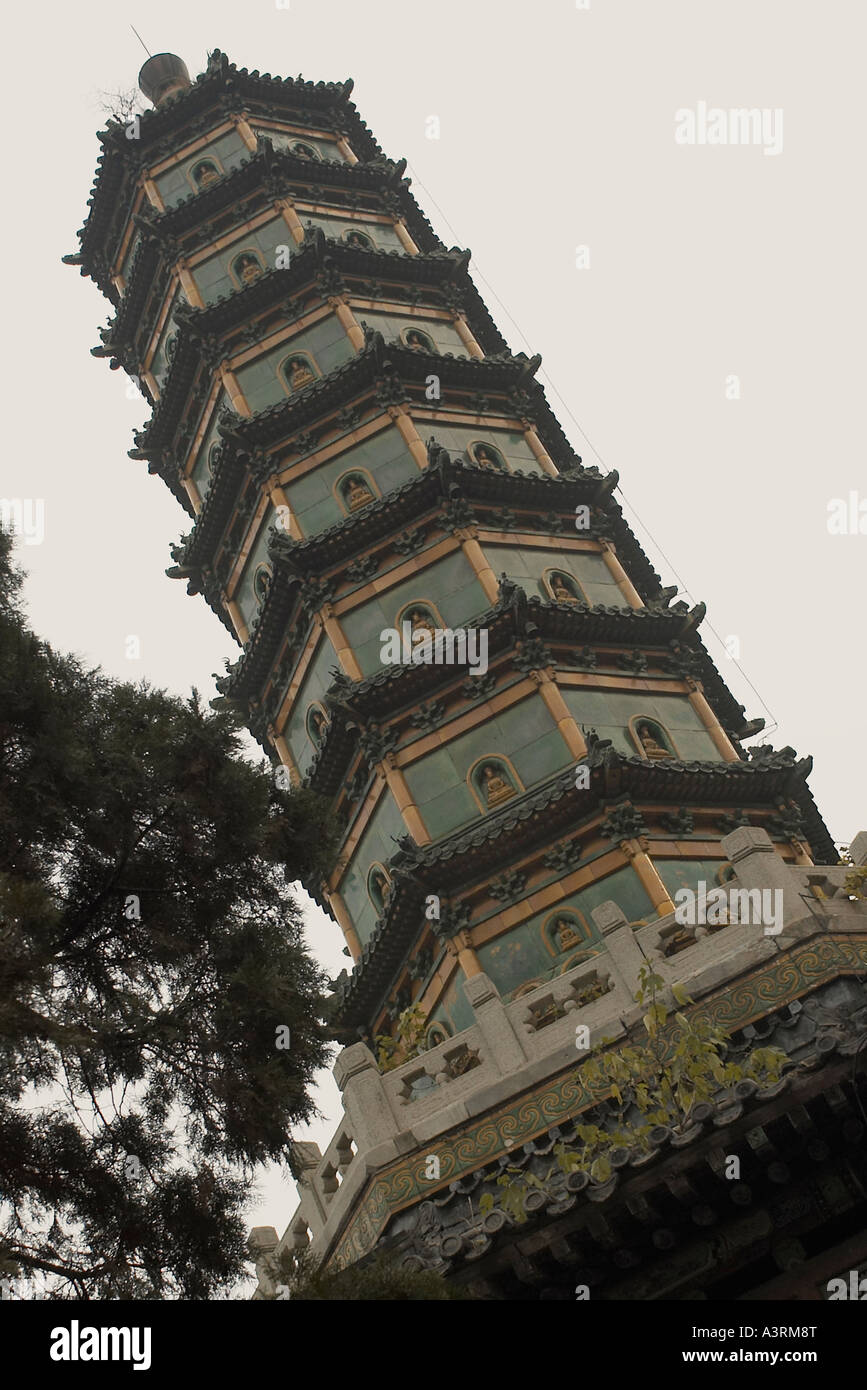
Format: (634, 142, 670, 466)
(269, 729, 301, 787)
(535, 673, 588, 760)
(337, 137, 358, 164)
(232, 114, 259, 152)
(453, 314, 484, 360)
(319, 605, 364, 681)
(224, 595, 250, 646)
(448, 930, 483, 979)
(176, 260, 205, 309)
(394, 220, 419, 254)
(685, 678, 740, 763)
(325, 888, 363, 962)
(622, 839, 677, 917)
(599, 541, 644, 610)
(142, 177, 166, 212)
(379, 757, 432, 845)
(392, 409, 429, 471)
(219, 363, 252, 417)
(523, 426, 558, 477)
(455, 529, 500, 604)
(331, 297, 366, 351)
(277, 200, 306, 246)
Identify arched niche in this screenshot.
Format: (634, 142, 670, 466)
(344, 228, 376, 251)
(468, 440, 508, 472)
(280, 352, 320, 395)
(628, 715, 679, 762)
(543, 568, 586, 604)
(189, 157, 221, 191)
(292, 141, 319, 160)
(253, 563, 272, 607)
(512, 977, 544, 1000)
(335, 469, 378, 515)
(367, 863, 392, 914)
(542, 908, 592, 959)
(205, 442, 221, 479)
(426, 1022, 451, 1049)
(401, 326, 435, 353)
(395, 601, 444, 636)
(467, 755, 523, 814)
(306, 702, 330, 748)
(231, 249, 264, 288)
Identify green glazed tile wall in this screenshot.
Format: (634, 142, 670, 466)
(302, 212, 404, 252)
(189, 392, 228, 501)
(193, 215, 290, 305)
(155, 129, 250, 209)
(285, 424, 417, 538)
(340, 793, 408, 948)
(236, 507, 279, 629)
(283, 636, 339, 772)
(234, 315, 354, 411)
(655, 858, 730, 898)
(119, 229, 143, 285)
(430, 864, 654, 1033)
(562, 688, 723, 761)
(249, 127, 347, 162)
(150, 290, 182, 388)
(485, 544, 623, 606)
(403, 693, 573, 839)
(341, 551, 487, 677)
(426, 424, 543, 474)
(359, 310, 468, 357)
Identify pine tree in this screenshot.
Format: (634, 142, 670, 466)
(0, 530, 338, 1299)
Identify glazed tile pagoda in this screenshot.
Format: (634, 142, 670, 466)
(70, 51, 867, 1300)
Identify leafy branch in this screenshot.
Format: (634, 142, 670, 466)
(480, 966, 788, 1219)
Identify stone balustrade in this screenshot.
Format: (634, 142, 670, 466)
(251, 826, 867, 1291)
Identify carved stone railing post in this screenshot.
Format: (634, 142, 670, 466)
(721, 826, 804, 926)
(463, 972, 530, 1072)
(247, 1226, 280, 1297)
(591, 899, 649, 996)
(333, 1042, 403, 1152)
(848, 831, 867, 867)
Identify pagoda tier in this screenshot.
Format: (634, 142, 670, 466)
(70, 55, 861, 1290)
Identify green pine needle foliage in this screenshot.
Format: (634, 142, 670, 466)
(0, 529, 340, 1299)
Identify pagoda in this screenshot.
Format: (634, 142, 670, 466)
(70, 50, 867, 1300)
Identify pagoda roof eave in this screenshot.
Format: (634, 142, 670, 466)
(75, 49, 378, 277)
(109, 242, 507, 364)
(382, 1032, 867, 1287)
(330, 752, 835, 1024)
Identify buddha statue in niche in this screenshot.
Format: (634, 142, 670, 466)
(370, 867, 391, 911)
(638, 722, 672, 761)
(409, 608, 437, 637)
(346, 230, 371, 250)
(551, 573, 578, 603)
(308, 707, 328, 744)
(474, 445, 501, 470)
(481, 763, 515, 808)
(194, 162, 219, 188)
(253, 567, 271, 604)
(405, 329, 431, 352)
(344, 476, 374, 511)
(235, 253, 262, 285)
(555, 916, 582, 951)
(286, 357, 315, 391)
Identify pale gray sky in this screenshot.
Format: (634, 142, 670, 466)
(5, 0, 865, 1245)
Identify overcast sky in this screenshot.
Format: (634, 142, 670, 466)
(5, 0, 864, 1249)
